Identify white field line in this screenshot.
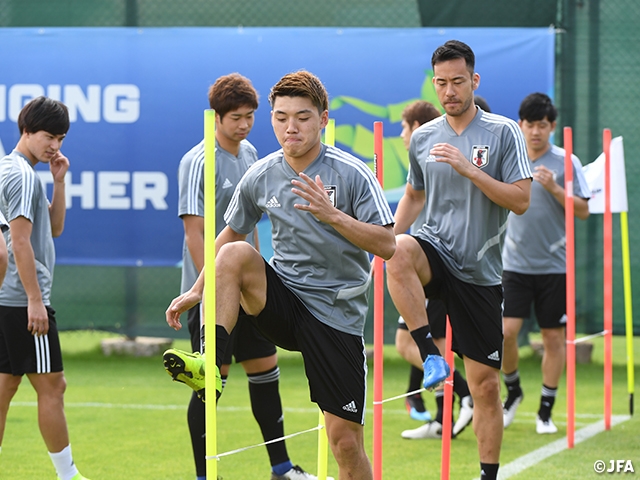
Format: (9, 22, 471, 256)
(9, 401, 612, 423)
(471, 414, 631, 480)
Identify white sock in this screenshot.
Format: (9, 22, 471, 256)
(49, 444, 79, 480)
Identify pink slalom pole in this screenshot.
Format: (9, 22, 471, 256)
(564, 127, 576, 449)
(603, 128, 613, 430)
(372, 121, 384, 480)
(440, 317, 454, 480)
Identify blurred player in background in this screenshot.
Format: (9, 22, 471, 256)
(501, 92, 590, 434)
(0, 96, 90, 480)
(165, 74, 320, 480)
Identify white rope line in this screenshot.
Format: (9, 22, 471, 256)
(568, 331, 607, 344)
(206, 425, 324, 460)
(372, 387, 425, 405)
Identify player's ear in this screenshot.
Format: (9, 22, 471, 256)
(472, 73, 480, 91)
(320, 110, 329, 128)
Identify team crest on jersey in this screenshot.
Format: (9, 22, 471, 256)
(325, 185, 337, 207)
(471, 145, 490, 168)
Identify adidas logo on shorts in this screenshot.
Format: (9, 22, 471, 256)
(342, 401, 358, 413)
(266, 196, 281, 208)
(487, 350, 500, 361)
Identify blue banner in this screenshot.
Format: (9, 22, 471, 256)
(0, 27, 554, 266)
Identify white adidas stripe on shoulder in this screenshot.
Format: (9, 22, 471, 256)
(18, 156, 35, 218)
(325, 146, 394, 225)
(481, 113, 532, 179)
(186, 144, 205, 215)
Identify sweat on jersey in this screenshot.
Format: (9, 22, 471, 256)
(224, 144, 394, 336)
(177, 139, 258, 294)
(408, 108, 532, 286)
(502, 144, 591, 274)
(0, 150, 56, 306)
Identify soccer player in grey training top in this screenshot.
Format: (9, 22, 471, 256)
(385, 40, 532, 480)
(394, 100, 474, 440)
(0, 97, 90, 480)
(166, 74, 319, 480)
(166, 70, 395, 480)
(501, 92, 590, 435)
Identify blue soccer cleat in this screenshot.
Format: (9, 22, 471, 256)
(422, 355, 450, 391)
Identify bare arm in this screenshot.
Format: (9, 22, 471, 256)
(393, 183, 426, 234)
(291, 172, 396, 260)
(10, 217, 48, 335)
(48, 152, 69, 237)
(430, 143, 531, 215)
(533, 165, 590, 220)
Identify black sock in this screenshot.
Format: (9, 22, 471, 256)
(503, 369, 522, 399)
(538, 384, 557, 421)
(215, 325, 230, 369)
(187, 391, 206, 477)
(248, 366, 289, 467)
(216, 374, 228, 401)
(453, 370, 471, 399)
(408, 365, 424, 392)
(480, 463, 499, 480)
(410, 325, 441, 359)
(434, 391, 444, 423)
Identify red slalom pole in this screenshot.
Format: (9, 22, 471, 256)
(564, 127, 576, 448)
(372, 121, 384, 480)
(603, 128, 613, 430)
(440, 317, 454, 480)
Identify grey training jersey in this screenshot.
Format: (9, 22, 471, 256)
(409, 109, 532, 286)
(502, 144, 590, 274)
(225, 144, 394, 336)
(0, 150, 56, 306)
(178, 139, 258, 293)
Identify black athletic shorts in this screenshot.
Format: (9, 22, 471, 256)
(397, 298, 448, 338)
(244, 260, 367, 425)
(186, 303, 276, 364)
(415, 237, 504, 369)
(0, 306, 63, 375)
(502, 271, 567, 329)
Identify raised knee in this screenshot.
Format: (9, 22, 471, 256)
(217, 242, 254, 271)
(385, 237, 414, 274)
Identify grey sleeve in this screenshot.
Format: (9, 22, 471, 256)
(500, 122, 533, 184)
(224, 174, 263, 235)
(178, 149, 204, 218)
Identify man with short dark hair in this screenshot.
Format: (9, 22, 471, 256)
(501, 92, 590, 434)
(394, 100, 474, 439)
(0, 96, 90, 480)
(385, 40, 532, 480)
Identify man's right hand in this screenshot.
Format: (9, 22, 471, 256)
(27, 301, 49, 336)
(166, 290, 202, 330)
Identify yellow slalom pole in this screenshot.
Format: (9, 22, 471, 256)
(620, 211, 635, 415)
(316, 118, 335, 480)
(204, 109, 217, 478)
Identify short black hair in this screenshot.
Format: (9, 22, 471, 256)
(518, 93, 557, 123)
(431, 40, 475, 74)
(17, 96, 69, 136)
